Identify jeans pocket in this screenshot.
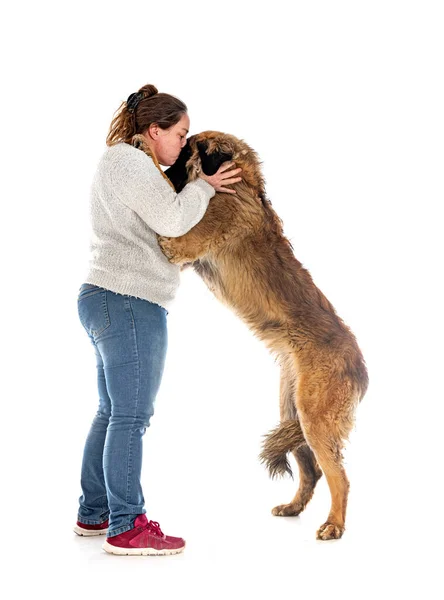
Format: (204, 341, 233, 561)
(78, 284, 104, 299)
(78, 289, 111, 338)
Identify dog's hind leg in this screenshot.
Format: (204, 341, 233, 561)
(273, 444, 323, 516)
(295, 378, 356, 540)
(271, 440, 323, 517)
(271, 357, 323, 517)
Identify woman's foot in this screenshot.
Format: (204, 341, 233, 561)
(73, 519, 109, 536)
(102, 514, 185, 556)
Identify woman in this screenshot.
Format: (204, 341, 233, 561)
(74, 84, 242, 556)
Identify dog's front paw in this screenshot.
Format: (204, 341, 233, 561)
(131, 134, 148, 151)
(316, 522, 345, 541)
(157, 236, 183, 263)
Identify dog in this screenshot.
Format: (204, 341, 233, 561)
(132, 132, 369, 540)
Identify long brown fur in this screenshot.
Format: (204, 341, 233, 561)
(136, 131, 369, 540)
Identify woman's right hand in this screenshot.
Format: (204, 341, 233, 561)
(198, 162, 242, 194)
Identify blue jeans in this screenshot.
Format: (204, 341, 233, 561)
(76, 283, 168, 537)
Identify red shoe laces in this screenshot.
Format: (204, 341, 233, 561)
(147, 520, 165, 537)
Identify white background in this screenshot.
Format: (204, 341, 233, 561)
(2, 1, 443, 598)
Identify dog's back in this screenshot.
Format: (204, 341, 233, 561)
(190, 172, 368, 400)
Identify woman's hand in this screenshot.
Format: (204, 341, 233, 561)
(198, 162, 242, 194)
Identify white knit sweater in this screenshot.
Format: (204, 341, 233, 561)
(83, 142, 215, 309)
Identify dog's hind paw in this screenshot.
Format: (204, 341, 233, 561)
(316, 522, 344, 541)
(271, 503, 304, 517)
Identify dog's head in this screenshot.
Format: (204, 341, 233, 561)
(165, 131, 235, 192)
(165, 131, 266, 198)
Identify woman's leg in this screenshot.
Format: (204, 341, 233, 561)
(76, 285, 112, 525)
(77, 285, 168, 537)
(78, 287, 168, 537)
(77, 342, 111, 525)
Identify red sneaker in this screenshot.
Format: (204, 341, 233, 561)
(102, 514, 186, 556)
(73, 519, 109, 536)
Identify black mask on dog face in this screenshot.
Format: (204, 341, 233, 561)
(165, 138, 234, 193)
(197, 141, 233, 176)
(164, 141, 193, 193)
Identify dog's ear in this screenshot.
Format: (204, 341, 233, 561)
(164, 141, 192, 192)
(197, 141, 233, 176)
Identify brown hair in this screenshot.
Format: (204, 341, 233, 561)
(106, 83, 188, 146)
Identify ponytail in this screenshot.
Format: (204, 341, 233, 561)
(106, 84, 187, 147)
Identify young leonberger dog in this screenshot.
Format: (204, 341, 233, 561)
(132, 131, 369, 541)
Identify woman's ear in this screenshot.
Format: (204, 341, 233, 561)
(147, 122, 160, 139)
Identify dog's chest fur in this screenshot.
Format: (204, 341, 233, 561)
(193, 258, 227, 300)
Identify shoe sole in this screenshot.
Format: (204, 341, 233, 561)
(73, 525, 108, 536)
(102, 540, 185, 556)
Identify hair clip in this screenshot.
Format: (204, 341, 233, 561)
(126, 92, 144, 113)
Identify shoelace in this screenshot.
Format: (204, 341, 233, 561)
(147, 520, 165, 538)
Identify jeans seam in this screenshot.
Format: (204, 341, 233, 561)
(107, 522, 135, 538)
(78, 289, 103, 300)
(94, 292, 111, 337)
(101, 495, 109, 512)
(77, 517, 109, 525)
(126, 298, 140, 505)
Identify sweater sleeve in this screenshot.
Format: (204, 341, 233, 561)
(109, 146, 215, 237)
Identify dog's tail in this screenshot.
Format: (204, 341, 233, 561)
(259, 420, 306, 479)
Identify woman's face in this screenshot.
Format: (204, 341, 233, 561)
(143, 113, 190, 166)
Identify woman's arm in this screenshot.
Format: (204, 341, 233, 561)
(109, 146, 215, 237)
